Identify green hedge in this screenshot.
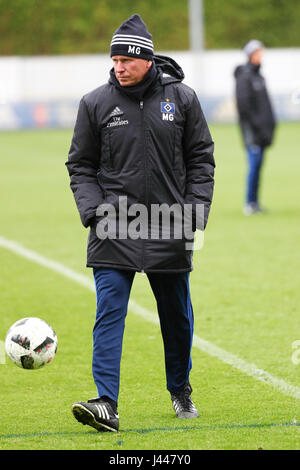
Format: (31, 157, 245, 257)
(0, 0, 299, 55)
(205, 0, 300, 49)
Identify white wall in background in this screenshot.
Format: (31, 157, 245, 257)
(0, 48, 299, 128)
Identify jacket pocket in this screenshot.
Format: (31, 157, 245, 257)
(173, 126, 185, 172)
(100, 128, 112, 169)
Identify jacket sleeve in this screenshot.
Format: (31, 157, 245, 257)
(235, 71, 275, 146)
(235, 71, 265, 134)
(235, 72, 256, 126)
(65, 97, 103, 228)
(183, 91, 215, 230)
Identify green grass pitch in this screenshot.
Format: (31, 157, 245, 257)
(0, 122, 299, 450)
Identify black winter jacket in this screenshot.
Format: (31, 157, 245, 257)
(66, 55, 215, 273)
(234, 62, 276, 147)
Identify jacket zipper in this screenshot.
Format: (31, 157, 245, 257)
(140, 99, 146, 273)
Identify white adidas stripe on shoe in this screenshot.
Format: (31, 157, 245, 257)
(72, 398, 119, 432)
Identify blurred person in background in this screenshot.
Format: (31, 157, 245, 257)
(66, 14, 215, 432)
(234, 40, 276, 215)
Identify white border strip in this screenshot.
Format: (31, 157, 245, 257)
(1, 235, 299, 400)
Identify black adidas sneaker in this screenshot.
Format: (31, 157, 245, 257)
(171, 383, 199, 419)
(72, 397, 119, 432)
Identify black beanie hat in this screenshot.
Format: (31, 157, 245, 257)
(110, 14, 154, 60)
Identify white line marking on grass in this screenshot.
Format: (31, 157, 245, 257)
(1, 235, 300, 401)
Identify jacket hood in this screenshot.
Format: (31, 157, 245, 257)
(154, 54, 185, 84)
(234, 62, 260, 78)
(234, 65, 244, 78)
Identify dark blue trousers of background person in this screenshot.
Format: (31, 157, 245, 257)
(246, 145, 265, 205)
(92, 268, 194, 404)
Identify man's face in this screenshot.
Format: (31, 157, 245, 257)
(112, 55, 152, 87)
(250, 48, 264, 65)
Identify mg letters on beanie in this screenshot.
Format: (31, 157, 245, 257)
(110, 14, 154, 60)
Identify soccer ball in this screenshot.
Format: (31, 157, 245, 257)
(5, 317, 57, 369)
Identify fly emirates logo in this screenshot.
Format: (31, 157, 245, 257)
(107, 116, 129, 128)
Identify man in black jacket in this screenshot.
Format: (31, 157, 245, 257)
(234, 40, 276, 215)
(66, 14, 215, 432)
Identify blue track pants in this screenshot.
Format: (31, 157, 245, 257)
(246, 145, 265, 204)
(92, 268, 194, 403)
